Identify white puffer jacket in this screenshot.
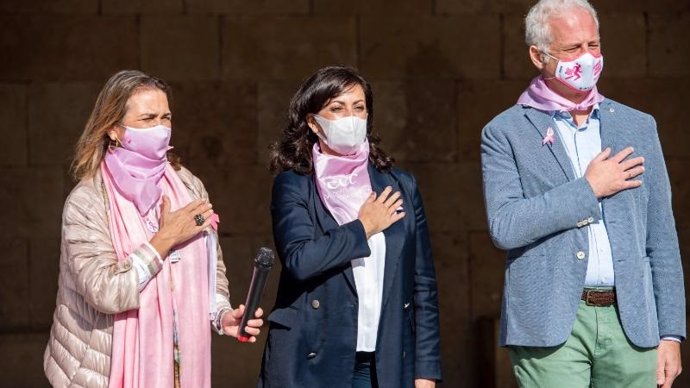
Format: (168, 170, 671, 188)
(43, 166, 232, 388)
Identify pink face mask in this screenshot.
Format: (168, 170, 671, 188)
(120, 124, 172, 160)
(546, 52, 604, 92)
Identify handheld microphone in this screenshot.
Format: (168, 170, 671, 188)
(237, 247, 274, 342)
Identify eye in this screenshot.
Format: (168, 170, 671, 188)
(329, 106, 343, 112)
(355, 105, 366, 112)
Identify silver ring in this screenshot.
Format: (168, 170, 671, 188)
(194, 214, 205, 226)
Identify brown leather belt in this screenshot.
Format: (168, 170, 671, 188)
(581, 289, 616, 306)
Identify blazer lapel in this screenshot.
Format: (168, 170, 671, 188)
(524, 108, 576, 181)
(311, 179, 358, 294)
(368, 165, 405, 311)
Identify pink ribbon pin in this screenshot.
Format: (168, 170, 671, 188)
(542, 127, 555, 146)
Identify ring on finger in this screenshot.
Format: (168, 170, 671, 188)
(194, 214, 205, 226)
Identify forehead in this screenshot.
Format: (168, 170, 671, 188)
(330, 84, 365, 101)
(126, 88, 169, 111)
(548, 8, 599, 44)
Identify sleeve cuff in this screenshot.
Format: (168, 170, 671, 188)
(661, 335, 682, 343)
(130, 242, 165, 291)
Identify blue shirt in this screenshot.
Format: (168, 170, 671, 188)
(551, 105, 615, 287)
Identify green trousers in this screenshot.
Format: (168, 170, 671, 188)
(508, 301, 657, 388)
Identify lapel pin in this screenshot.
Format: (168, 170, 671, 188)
(542, 126, 556, 146)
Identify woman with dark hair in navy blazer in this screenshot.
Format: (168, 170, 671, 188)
(257, 66, 442, 388)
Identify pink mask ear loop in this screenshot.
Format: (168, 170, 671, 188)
(540, 51, 558, 81)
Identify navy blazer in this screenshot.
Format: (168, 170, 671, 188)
(258, 164, 442, 388)
(481, 99, 686, 348)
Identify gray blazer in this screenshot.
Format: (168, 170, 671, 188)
(481, 99, 685, 348)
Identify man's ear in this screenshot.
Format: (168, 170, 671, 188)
(529, 45, 547, 70)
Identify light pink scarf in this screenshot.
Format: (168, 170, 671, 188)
(102, 162, 211, 388)
(517, 76, 605, 112)
(312, 140, 372, 224)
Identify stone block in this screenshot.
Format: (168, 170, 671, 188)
(370, 80, 456, 163)
(598, 13, 646, 77)
(0, 84, 28, 167)
(0, 239, 30, 330)
(0, 15, 139, 82)
(0, 333, 51, 387)
(503, 13, 539, 80)
(0, 167, 65, 240)
(649, 13, 690, 77)
(222, 16, 357, 81)
(314, 0, 432, 15)
(457, 79, 528, 162)
(430, 232, 473, 386)
(141, 16, 220, 81)
(29, 237, 60, 330)
(468, 231, 505, 318)
(188, 0, 308, 14)
(102, 0, 183, 14)
(360, 15, 500, 80)
(28, 82, 100, 167)
(0, 0, 97, 13)
(436, 0, 534, 14)
(646, 0, 690, 13)
(589, 0, 647, 12)
(167, 81, 257, 168)
(191, 165, 273, 236)
(598, 78, 690, 160)
(257, 80, 303, 165)
(402, 162, 486, 233)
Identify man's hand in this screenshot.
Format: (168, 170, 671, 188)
(657, 339, 682, 388)
(415, 378, 435, 388)
(584, 147, 644, 198)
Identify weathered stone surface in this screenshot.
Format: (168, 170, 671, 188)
(468, 231, 504, 318)
(29, 237, 60, 329)
(257, 80, 303, 165)
(371, 80, 457, 163)
(360, 15, 500, 80)
(0, 239, 30, 330)
(503, 13, 538, 80)
(0, 84, 27, 167)
(436, 0, 535, 14)
(0, 0, 97, 13)
(649, 13, 690, 77)
(192, 165, 273, 236)
(314, 0, 432, 15)
(102, 0, 182, 14)
(222, 16, 357, 81)
(141, 16, 220, 81)
(598, 13, 647, 77)
(667, 161, 690, 230)
(0, 167, 65, 240)
(188, 0, 308, 14)
(402, 162, 486, 233)
(457, 79, 528, 162)
(168, 81, 258, 168)
(0, 15, 139, 82)
(0, 333, 51, 387)
(28, 82, 100, 167)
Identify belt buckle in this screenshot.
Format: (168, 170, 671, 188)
(584, 290, 596, 306)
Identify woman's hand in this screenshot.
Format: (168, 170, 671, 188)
(221, 304, 265, 342)
(415, 378, 436, 388)
(358, 186, 405, 238)
(149, 196, 214, 258)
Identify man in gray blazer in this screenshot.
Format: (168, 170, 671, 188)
(480, 0, 685, 387)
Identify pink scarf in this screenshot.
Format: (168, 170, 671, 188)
(517, 76, 605, 112)
(312, 140, 372, 225)
(104, 147, 166, 216)
(102, 162, 211, 388)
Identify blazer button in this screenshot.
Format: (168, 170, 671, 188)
(311, 299, 320, 309)
(576, 251, 586, 260)
(587, 217, 594, 223)
(307, 352, 317, 359)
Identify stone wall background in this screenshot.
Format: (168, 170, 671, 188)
(0, 0, 688, 386)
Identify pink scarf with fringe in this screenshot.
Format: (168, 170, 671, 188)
(517, 76, 605, 112)
(102, 162, 211, 388)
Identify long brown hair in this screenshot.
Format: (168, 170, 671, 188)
(269, 66, 393, 176)
(71, 70, 174, 180)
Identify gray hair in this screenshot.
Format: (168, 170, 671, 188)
(525, 0, 599, 58)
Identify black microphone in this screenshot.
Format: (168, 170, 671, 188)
(237, 247, 274, 342)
